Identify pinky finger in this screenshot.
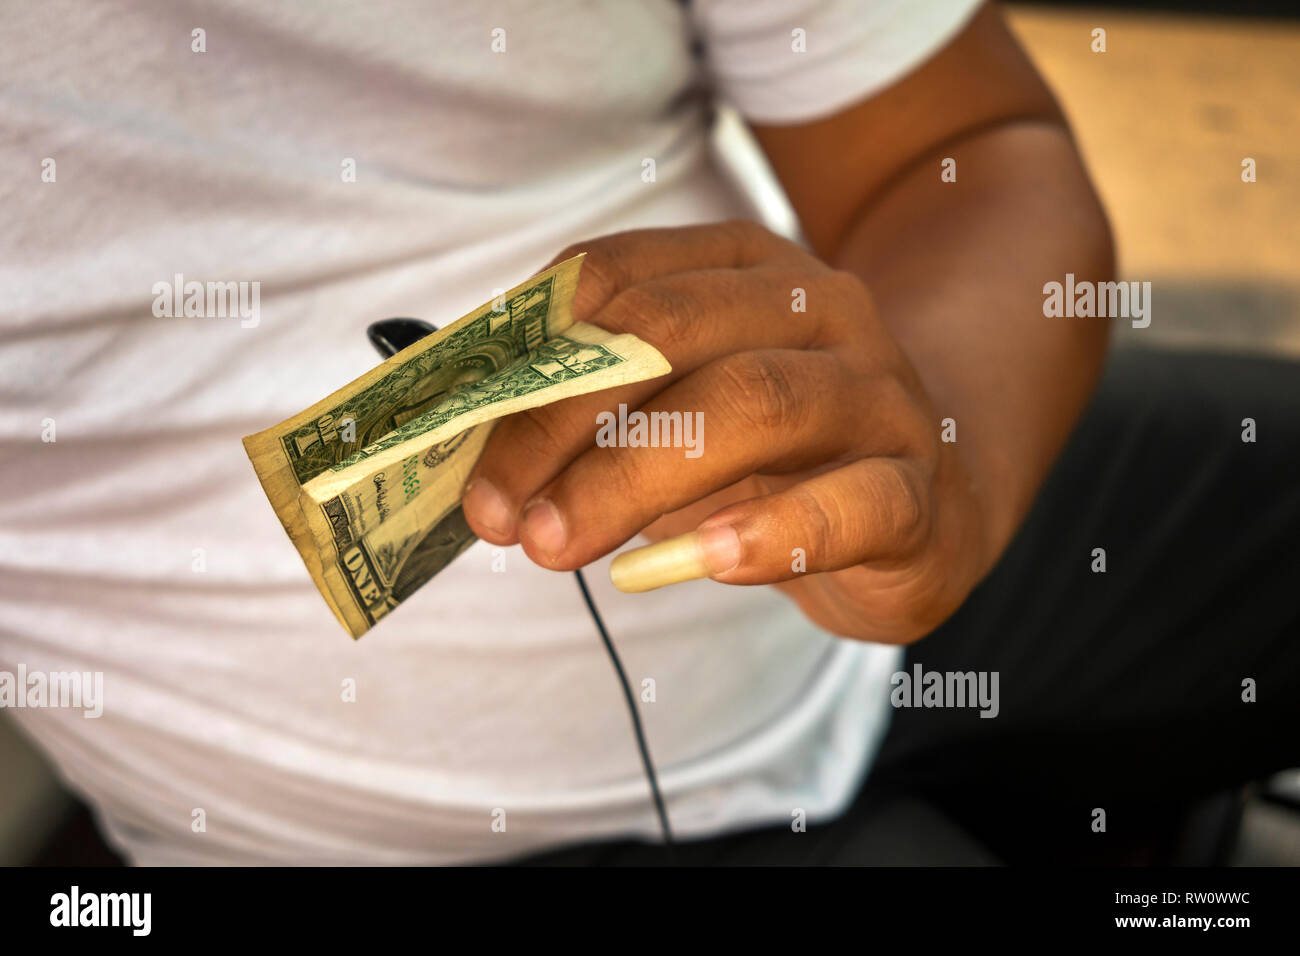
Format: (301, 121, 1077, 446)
(609, 457, 930, 592)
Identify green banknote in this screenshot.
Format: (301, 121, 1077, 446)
(243, 255, 671, 637)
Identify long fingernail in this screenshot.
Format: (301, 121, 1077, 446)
(463, 478, 513, 539)
(610, 525, 741, 593)
(523, 498, 567, 559)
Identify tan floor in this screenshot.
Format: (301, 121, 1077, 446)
(1005, 5, 1300, 353)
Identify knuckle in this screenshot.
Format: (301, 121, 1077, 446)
(715, 353, 803, 432)
(725, 218, 765, 241)
(788, 485, 837, 564)
(723, 219, 776, 256)
(867, 373, 933, 458)
(606, 282, 697, 347)
(820, 269, 872, 313)
(873, 460, 929, 554)
(598, 445, 662, 512)
(815, 270, 876, 344)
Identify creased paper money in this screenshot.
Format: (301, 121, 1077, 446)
(243, 255, 671, 637)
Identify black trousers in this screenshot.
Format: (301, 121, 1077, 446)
(521, 347, 1300, 865)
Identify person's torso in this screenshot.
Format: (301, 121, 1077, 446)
(0, 0, 898, 864)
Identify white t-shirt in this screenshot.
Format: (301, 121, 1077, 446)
(0, 0, 980, 864)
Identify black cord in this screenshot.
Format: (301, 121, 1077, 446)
(367, 319, 675, 860)
(573, 568, 676, 857)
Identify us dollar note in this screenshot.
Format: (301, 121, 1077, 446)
(243, 256, 671, 638)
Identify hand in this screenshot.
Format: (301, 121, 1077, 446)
(461, 221, 993, 644)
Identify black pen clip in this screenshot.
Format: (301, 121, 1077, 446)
(367, 318, 438, 359)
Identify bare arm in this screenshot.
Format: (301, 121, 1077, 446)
(460, 3, 1115, 643)
(752, 2, 1113, 570)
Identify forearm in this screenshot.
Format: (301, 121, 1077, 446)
(832, 119, 1115, 575)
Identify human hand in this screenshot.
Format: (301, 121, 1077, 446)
(461, 222, 992, 643)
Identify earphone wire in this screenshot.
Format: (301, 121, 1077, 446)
(367, 320, 675, 862)
(573, 568, 676, 861)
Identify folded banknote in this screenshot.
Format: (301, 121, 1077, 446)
(243, 255, 671, 637)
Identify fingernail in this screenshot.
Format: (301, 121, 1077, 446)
(463, 478, 513, 539)
(697, 523, 742, 574)
(523, 498, 566, 558)
(609, 525, 741, 594)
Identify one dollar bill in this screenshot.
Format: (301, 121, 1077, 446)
(243, 255, 671, 638)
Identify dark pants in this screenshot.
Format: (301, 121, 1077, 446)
(520, 347, 1300, 865)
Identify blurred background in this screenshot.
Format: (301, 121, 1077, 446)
(4, 0, 1298, 866)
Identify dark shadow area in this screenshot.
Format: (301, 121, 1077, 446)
(28, 801, 125, 867)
